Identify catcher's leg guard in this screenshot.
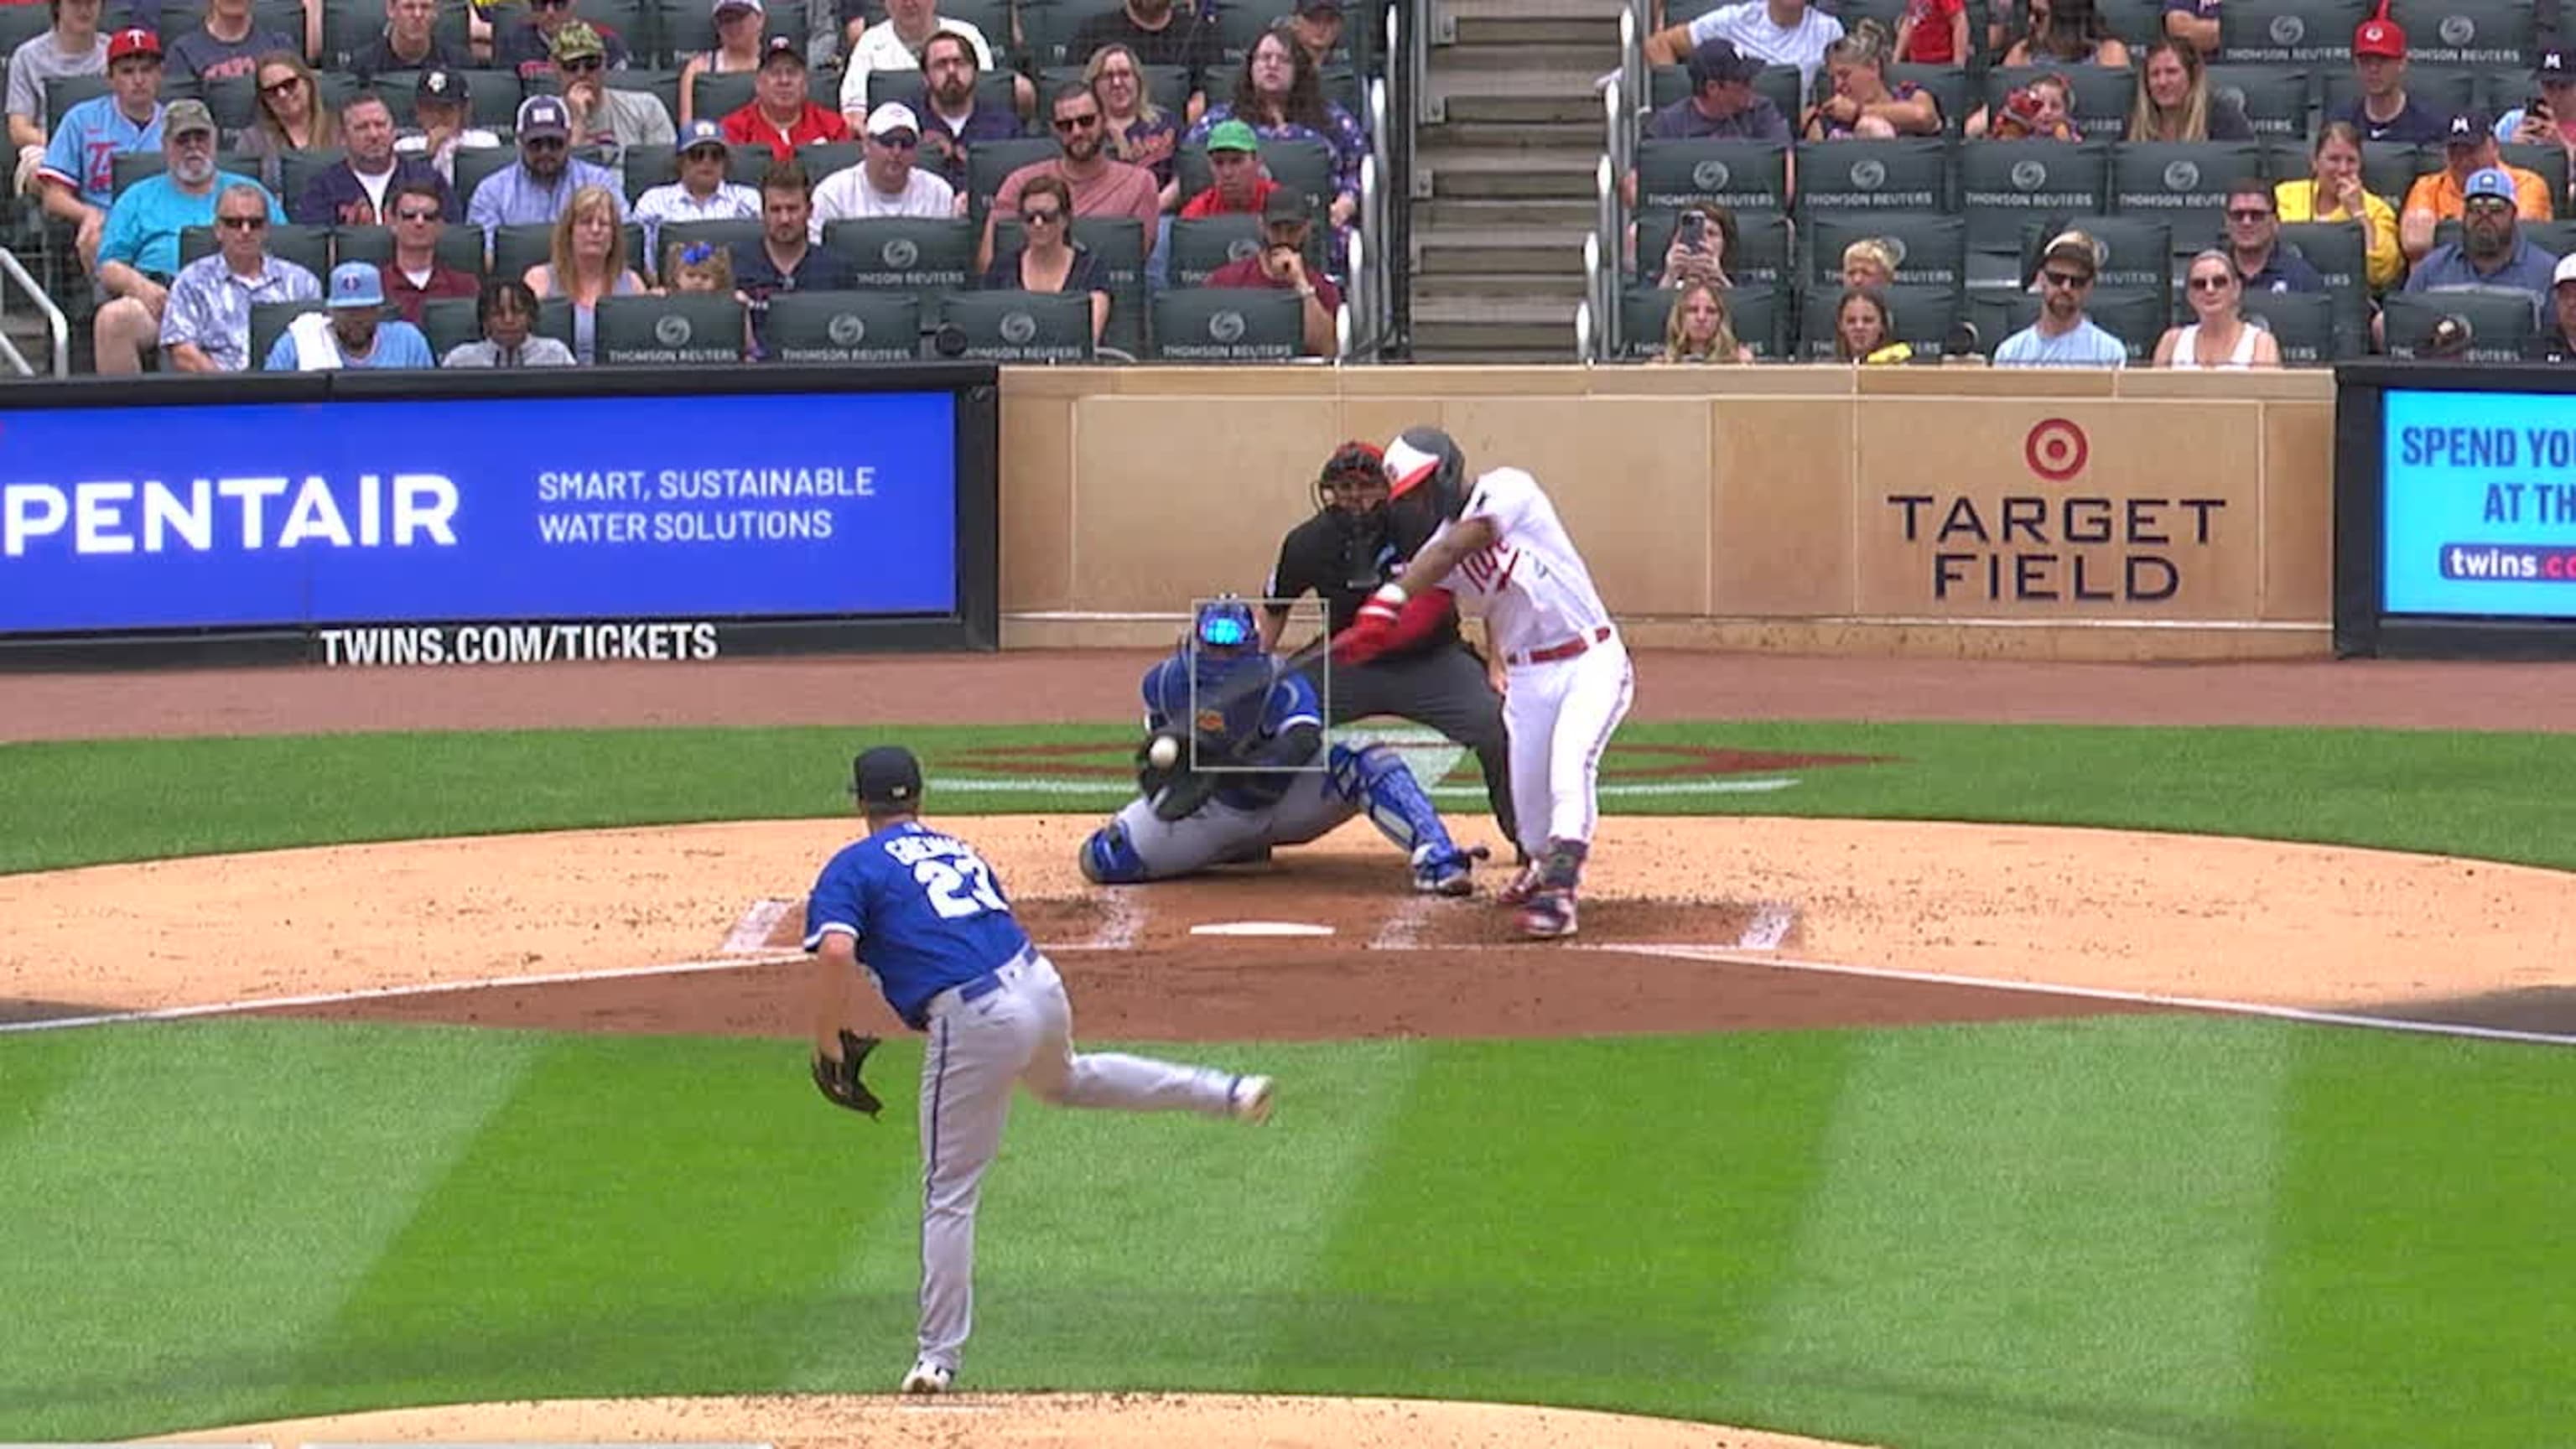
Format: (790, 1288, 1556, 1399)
(1327, 742, 1474, 889)
(1078, 819, 1152, 885)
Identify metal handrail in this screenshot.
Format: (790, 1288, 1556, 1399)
(1385, 0, 1418, 358)
(1581, 232, 1603, 362)
(1410, 0, 1436, 127)
(1594, 153, 1621, 358)
(1356, 152, 1380, 356)
(1335, 298, 1353, 361)
(0, 248, 67, 378)
(1365, 76, 1393, 350)
(1343, 226, 1368, 359)
(1621, 0, 1651, 143)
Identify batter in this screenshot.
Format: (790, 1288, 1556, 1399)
(803, 745, 1276, 1394)
(1331, 428, 1635, 938)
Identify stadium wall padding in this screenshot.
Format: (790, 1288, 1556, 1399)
(995, 366, 2336, 661)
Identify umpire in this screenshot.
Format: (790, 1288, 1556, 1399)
(1257, 439, 1521, 859)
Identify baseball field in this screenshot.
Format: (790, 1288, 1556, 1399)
(3, 652, 2572, 1449)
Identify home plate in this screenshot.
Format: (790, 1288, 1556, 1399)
(1191, 921, 1337, 938)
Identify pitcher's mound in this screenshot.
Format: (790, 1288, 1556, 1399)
(154, 1392, 1884, 1448)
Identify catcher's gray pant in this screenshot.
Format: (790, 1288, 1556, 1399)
(1103, 770, 1359, 880)
(1301, 643, 1519, 852)
(916, 945, 1244, 1374)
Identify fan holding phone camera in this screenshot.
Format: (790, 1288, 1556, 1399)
(2501, 49, 2576, 166)
(1654, 203, 1737, 290)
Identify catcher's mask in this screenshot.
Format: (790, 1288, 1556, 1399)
(1193, 596, 1259, 656)
(1384, 426, 1467, 529)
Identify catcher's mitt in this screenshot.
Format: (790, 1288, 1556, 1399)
(812, 1030, 885, 1118)
(1138, 730, 1234, 822)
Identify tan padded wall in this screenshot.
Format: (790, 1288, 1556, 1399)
(996, 366, 2339, 657)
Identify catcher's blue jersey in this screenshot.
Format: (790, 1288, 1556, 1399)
(802, 820, 1032, 1030)
(1140, 650, 1323, 808)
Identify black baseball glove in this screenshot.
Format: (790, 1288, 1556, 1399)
(1140, 730, 1237, 822)
(812, 1030, 885, 1118)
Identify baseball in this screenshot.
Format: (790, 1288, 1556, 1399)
(1148, 735, 1182, 770)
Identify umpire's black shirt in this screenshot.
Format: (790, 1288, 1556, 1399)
(1262, 510, 1462, 656)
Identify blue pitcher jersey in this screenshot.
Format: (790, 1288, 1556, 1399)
(802, 819, 1032, 1029)
(1140, 650, 1322, 808)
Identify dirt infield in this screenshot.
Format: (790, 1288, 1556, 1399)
(10, 649, 2575, 1448)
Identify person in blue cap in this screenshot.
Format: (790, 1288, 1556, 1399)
(265, 260, 437, 369)
(2398, 165, 2562, 324)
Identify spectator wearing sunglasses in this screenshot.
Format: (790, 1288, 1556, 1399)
(1994, 229, 2127, 366)
(2216, 182, 2321, 294)
(635, 117, 759, 255)
(2153, 250, 2282, 369)
(553, 21, 673, 162)
(468, 94, 625, 229)
(158, 179, 319, 371)
(813, 101, 958, 232)
(498, 0, 631, 82)
(979, 171, 1108, 344)
(377, 178, 478, 323)
(91, 99, 280, 374)
(231, 51, 338, 195)
(980, 82, 1161, 274)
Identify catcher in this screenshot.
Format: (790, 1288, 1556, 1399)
(1076, 596, 1486, 890)
(805, 744, 1276, 1396)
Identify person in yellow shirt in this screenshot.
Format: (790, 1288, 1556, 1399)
(2399, 110, 2553, 263)
(2275, 120, 2403, 291)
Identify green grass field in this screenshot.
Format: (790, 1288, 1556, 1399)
(3, 719, 2570, 1446)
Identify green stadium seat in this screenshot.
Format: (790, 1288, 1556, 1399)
(1172, 134, 1339, 213)
(420, 294, 484, 357)
(652, 216, 765, 279)
(936, 287, 1096, 361)
(2236, 288, 2341, 362)
(1955, 139, 2111, 262)
(2205, 65, 2311, 139)
(2359, 141, 2426, 207)
(2276, 216, 2369, 338)
(594, 293, 749, 364)
(332, 221, 490, 274)
(2109, 140, 2263, 247)
(605, 67, 684, 127)
(1631, 138, 1790, 217)
(1618, 280, 1786, 360)
(455, 144, 519, 208)
(2501, 143, 2572, 217)
(2395, 0, 2534, 70)
(1166, 213, 1264, 288)
(2218, 0, 2367, 66)
(1148, 285, 1304, 361)
(963, 134, 1063, 217)
(44, 73, 108, 132)
(2094, 0, 2171, 48)
(1792, 138, 1951, 222)
(1806, 210, 1968, 289)
(824, 216, 979, 297)
(2381, 285, 2539, 359)
(1797, 281, 1963, 360)
(278, 148, 350, 208)
(1630, 206, 1793, 288)
(248, 297, 328, 367)
(2018, 213, 2175, 314)
(689, 69, 758, 124)
(178, 221, 334, 278)
(1883, 64, 1972, 136)
(760, 289, 925, 361)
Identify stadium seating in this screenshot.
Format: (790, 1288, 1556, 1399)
(761, 289, 926, 362)
(1795, 280, 1961, 360)
(937, 287, 1097, 361)
(1148, 286, 1305, 361)
(2380, 286, 2539, 360)
(595, 292, 746, 362)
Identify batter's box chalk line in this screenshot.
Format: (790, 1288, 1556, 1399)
(720, 898, 798, 955)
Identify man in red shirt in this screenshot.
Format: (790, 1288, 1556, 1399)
(981, 82, 1161, 273)
(1177, 119, 1273, 218)
(1203, 187, 1337, 356)
(722, 35, 849, 162)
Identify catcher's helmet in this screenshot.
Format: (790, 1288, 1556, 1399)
(1384, 426, 1468, 522)
(1316, 439, 1389, 513)
(1193, 595, 1259, 653)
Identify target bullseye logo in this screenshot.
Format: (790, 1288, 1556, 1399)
(2024, 418, 2089, 480)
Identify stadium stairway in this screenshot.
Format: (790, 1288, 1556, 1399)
(1410, 0, 1615, 361)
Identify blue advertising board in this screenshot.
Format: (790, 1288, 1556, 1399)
(2382, 387, 2576, 617)
(0, 388, 959, 635)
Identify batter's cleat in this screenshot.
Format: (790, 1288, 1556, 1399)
(1495, 862, 1545, 906)
(1228, 1073, 1275, 1124)
(1411, 844, 1479, 897)
(900, 1358, 953, 1394)
(1518, 891, 1579, 940)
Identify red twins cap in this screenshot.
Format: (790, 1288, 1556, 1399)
(851, 745, 924, 808)
(106, 27, 161, 62)
(2353, 17, 2405, 58)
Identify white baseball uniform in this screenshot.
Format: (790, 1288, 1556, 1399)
(1416, 466, 1633, 861)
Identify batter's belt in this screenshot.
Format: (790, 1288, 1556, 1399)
(1505, 625, 1614, 667)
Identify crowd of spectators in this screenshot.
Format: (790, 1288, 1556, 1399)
(6, 0, 1374, 371)
(1624, 0, 2576, 367)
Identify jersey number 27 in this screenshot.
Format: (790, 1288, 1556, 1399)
(915, 854, 1007, 919)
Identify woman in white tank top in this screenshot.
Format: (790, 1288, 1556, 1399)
(2153, 248, 2283, 370)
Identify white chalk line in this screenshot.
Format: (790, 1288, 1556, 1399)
(719, 898, 795, 955)
(1738, 902, 1797, 951)
(9, 932, 2563, 1051)
(923, 776, 1800, 798)
(1369, 893, 1441, 950)
(1602, 943, 2576, 1049)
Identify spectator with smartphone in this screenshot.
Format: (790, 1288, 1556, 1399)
(1653, 202, 1736, 289)
(2496, 50, 2576, 208)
